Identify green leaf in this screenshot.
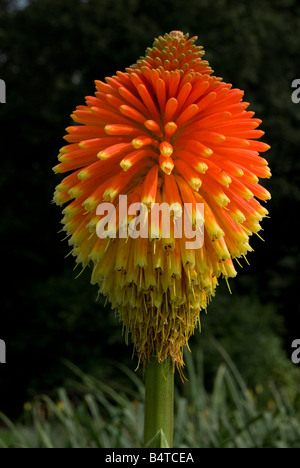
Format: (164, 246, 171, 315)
(145, 429, 170, 448)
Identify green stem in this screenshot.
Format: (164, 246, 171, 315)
(144, 357, 174, 448)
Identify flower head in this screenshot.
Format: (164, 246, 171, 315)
(53, 32, 271, 369)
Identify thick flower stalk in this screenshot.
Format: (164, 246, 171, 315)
(53, 31, 271, 371)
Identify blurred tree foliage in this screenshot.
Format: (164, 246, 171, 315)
(0, 0, 299, 416)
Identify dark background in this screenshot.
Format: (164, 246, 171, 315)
(0, 0, 300, 417)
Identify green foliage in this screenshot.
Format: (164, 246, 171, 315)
(1, 350, 300, 448)
(191, 285, 298, 392)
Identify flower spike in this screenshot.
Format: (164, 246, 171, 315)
(54, 31, 271, 370)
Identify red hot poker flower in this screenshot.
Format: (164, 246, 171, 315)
(53, 31, 271, 370)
